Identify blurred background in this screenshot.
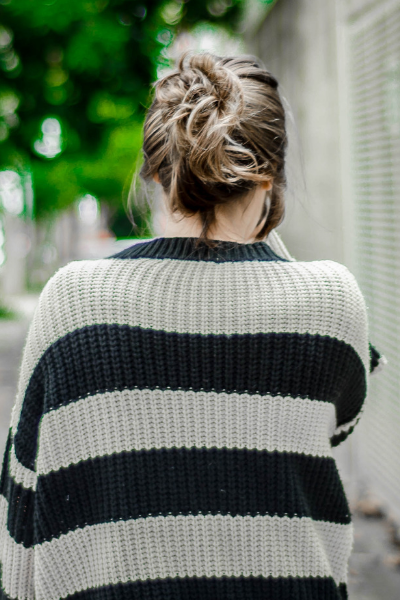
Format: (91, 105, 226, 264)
(0, 0, 400, 597)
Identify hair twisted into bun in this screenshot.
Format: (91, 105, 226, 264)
(140, 51, 288, 248)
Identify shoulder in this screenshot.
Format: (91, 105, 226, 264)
(37, 257, 119, 304)
(315, 258, 362, 285)
(277, 258, 368, 309)
(290, 257, 360, 281)
(27, 258, 109, 349)
(33, 253, 142, 327)
(308, 259, 369, 324)
(295, 258, 366, 298)
(280, 259, 370, 371)
(40, 258, 104, 289)
(316, 259, 370, 367)
(312, 259, 368, 309)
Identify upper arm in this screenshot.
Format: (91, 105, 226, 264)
(369, 342, 388, 376)
(0, 262, 77, 599)
(325, 261, 379, 447)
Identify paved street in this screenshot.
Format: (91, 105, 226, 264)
(348, 513, 400, 599)
(1, 307, 400, 599)
(0, 315, 32, 453)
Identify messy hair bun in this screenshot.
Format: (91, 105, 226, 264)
(140, 51, 288, 248)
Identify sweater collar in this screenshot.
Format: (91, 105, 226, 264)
(108, 236, 289, 263)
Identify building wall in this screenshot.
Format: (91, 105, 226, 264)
(249, 0, 400, 529)
(344, 0, 377, 19)
(335, 0, 400, 528)
(247, 0, 344, 263)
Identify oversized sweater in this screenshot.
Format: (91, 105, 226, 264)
(0, 230, 387, 600)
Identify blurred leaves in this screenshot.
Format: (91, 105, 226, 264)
(0, 0, 242, 225)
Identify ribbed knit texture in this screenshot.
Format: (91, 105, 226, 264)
(0, 232, 387, 600)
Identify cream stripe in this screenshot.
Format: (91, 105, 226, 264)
(267, 229, 297, 261)
(331, 355, 388, 437)
(11, 256, 369, 436)
(0, 496, 35, 600)
(36, 389, 336, 475)
(69, 257, 368, 358)
(33, 512, 352, 599)
(9, 443, 37, 491)
(333, 415, 361, 436)
(371, 353, 388, 375)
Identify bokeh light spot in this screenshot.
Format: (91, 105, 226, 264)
(0, 170, 24, 216)
(34, 117, 63, 158)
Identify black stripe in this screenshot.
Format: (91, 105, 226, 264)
(38, 575, 348, 600)
(0, 431, 34, 548)
(13, 363, 45, 471)
(330, 420, 360, 448)
(106, 236, 290, 263)
(369, 342, 381, 373)
(15, 326, 366, 470)
(28, 448, 351, 545)
(0, 428, 12, 494)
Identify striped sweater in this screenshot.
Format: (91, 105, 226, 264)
(0, 231, 387, 600)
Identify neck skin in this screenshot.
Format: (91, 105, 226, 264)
(159, 181, 272, 244)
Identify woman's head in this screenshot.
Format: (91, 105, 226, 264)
(140, 51, 288, 248)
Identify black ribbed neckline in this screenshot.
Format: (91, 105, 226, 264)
(107, 236, 289, 263)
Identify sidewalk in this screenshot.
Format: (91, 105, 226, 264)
(0, 293, 40, 450)
(0, 312, 34, 451)
(349, 512, 400, 599)
(1, 300, 400, 598)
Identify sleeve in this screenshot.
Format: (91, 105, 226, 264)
(267, 229, 297, 261)
(267, 232, 388, 447)
(369, 341, 388, 376)
(0, 337, 39, 599)
(328, 281, 388, 448)
(0, 265, 69, 600)
(327, 342, 387, 446)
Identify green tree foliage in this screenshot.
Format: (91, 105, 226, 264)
(0, 0, 242, 236)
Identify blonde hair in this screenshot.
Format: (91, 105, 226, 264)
(139, 51, 288, 248)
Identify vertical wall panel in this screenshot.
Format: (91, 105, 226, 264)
(343, 0, 400, 523)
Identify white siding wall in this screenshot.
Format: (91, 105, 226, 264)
(247, 0, 344, 262)
(337, 0, 400, 526)
(247, 0, 356, 501)
(250, 0, 400, 526)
